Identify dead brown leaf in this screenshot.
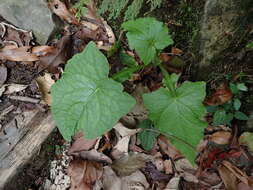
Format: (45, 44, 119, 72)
(0, 46, 38, 62)
(0, 22, 33, 46)
(157, 135, 182, 160)
(198, 170, 221, 186)
(237, 182, 253, 190)
(68, 133, 97, 154)
(111, 152, 153, 176)
(70, 149, 112, 164)
(68, 159, 103, 190)
(142, 162, 172, 183)
(222, 160, 253, 186)
(36, 73, 55, 105)
(32, 45, 56, 56)
(171, 47, 183, 55)
(38, 35, 72, 73)
(218, 163, 238, 190)
(49, 0, 79, 25)
(209, 131, 231, 145)
(164, 159, 173, 175)
(205, 83, 233, 106)
(160, 53, 172, 63)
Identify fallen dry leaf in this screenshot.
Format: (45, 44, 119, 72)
(3, 84, 28, 94)
(68, 159, 103, 190)
(0, 64, 7, 87)
(205, 83, 233, 106)
(209, 131, 231, 145)
(163, 159, 173, 175)
(164, 176, 180, 190)
(237, 182, 253, 190)
(157, 135, 182, 160)
(0, 22, 33, 47)
(171, 47, 183, 55)
(142, 162, 172, 183)
(218, 162, 238, 190)
(0, 46, 39, 62)
(121, 170, 150, 190)
(160, 53, 172, 63)
(222, 160, 253, 186)
(111, 136, 130, 159)
(103, 166, 122, 190)
(198, 169, 221, 186)
(70, 149, 112, 164)
(154, 157, 165, 172)
(36, 73, 55, 105)
(38, 35, 72, 73)
(32, 45, 56, 56)
(111, 152, 153, 176)
(49, 0, 79, 25)
(113, 122, 140, 137)
(68, 133, 98, 154)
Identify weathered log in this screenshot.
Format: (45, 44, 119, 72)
(0, 111, 55, 189)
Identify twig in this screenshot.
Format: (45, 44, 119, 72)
(9, 96, 40, 104)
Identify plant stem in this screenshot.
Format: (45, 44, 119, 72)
(144, 128, 196, 152)
(159, 64, 177, 97)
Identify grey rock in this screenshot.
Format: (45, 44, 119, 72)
(0, 0, 55, 44)
(196, 0, 253, 79)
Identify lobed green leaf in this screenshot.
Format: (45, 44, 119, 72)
(51, 42, 136, 141)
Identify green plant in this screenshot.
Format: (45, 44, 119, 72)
(207, 82, 249, 126)
(72, 0, 89, 20)
(98, 0, 163, 21)
(51, 42, 136, 141)
(51, 17, 207, 164)
(246, 41, 253, 48)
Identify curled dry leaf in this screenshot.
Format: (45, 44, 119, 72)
(171, 47, 183, 55)
(0, 22, 33, 47)
(0, 46, 38, 62)
(222, 160, 253, 186)
(142, 162, 172, 183)
(68, 132, 97, 154)
(218, 162, 238, 190)
(237, 182, 253, 190)
(209, 131, 231, 145)
(113, 122, 140, 137)
(68, 159, 103, 190)
(198, 170, 221, 186)
(38, 35, 72, 73)
(164, 176, 180, 190)
(111, 152, 153, 176)
(32, 45, 56, 56)
(111, 136, 130, 159)
(163, 159, 173, 175)
(3, 84, 28, 94)
(103, 166, 122, 190)
(154, 158, 165, 172)
(121, 170, 150, 190)
(36, 73, 55, 105)
(160, 53, 172, 63)
(49, 0, 79, 25)
(157, 135, 182, 160)
(71, 149, 112, 164)
(205, 83, 233, 106)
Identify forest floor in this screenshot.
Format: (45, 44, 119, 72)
(0, 0, 253, 190)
